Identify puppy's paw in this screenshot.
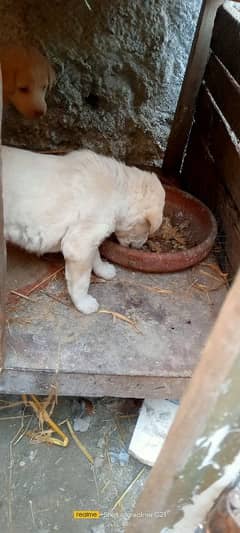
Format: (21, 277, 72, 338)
(75, 295, 99, 314)
(95, 262, 116, 280)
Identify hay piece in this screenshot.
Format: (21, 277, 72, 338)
(66, 419, 94, 464)
(26, 266, 64, 295)
(99, 309, 141, 333)
(101, 480, 110, 493)
(91, 274, 106, 284)
(202, 262, 228, 282)
(0, 400, 25, 411)
(120, 279, 173, 295)
(111, 467, 145, 512)
(41, 386, 58, 418)
(14, 415, 33, 446)
(134, 283, 172, 295)
(40, 290, 70, 307)
(23, 394, 69, 447)
(10, 290, 36, 302)
(0, 415, 32, 422)
(192, 281, 225, 293)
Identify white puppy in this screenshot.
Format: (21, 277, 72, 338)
(2, 146, 165, 314)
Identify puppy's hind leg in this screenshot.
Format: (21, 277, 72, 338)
(65, 260, 99, 314)
(62, 226, 99, 314)
(93, 250, 116, 280)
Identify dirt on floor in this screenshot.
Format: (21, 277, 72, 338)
(0, 395, 150, 533)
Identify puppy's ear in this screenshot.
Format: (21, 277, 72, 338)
(0, 59, 16, 99)
(47, 63, 56, 91)
(145, 207, 162, 235)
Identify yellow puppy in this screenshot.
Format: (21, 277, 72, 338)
(0, 44, 56, 118)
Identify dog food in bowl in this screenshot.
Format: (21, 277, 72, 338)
(100, 186, 217, 273)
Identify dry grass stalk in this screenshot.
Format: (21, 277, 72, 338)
(27, 266, 64, 295)
(91, 274, 106, 284)
(40, 290, 70, 307)
(136, 284, 172, 295)
(0, 414, 32, 422)
(14, 415, 33, 446)
(66, 419, 94, 464)
(201, 262, 228, 282)
(41, 385, 58, 418)
(0, 400, 25, 411)
(192, 280, 226, 294)
(22, 394, 69, 447)
(7, 317, 33, 325)
(99, 309, 141, 333)
(27, 428, 55, 444)
(111, 467, 145, 512)
(199, 270, 225, 283)
(121, 279, 173, 295)
(10, 290, 36, 302)
(101, 480, 111, 494)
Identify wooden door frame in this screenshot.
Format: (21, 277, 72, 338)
(0, 68, 6, 371)
(126, 269, 240, 531)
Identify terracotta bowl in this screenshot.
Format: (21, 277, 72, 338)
(100, 186, 217, 273)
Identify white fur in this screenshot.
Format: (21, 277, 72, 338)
(2, 146, 165, 313)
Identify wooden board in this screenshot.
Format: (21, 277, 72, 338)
(204, 52, 240, 140)
(0, 69, 6, 371)
(163, 0, 223, 176)
(211, 4, 240, 85)
(182, 123, 219, 211)
(217, 181, 240, 275)
(0, 246, 226, 397)
(182, 124, 240, 274)
(195, 86, 240, 208)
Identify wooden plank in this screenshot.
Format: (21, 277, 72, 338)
(217, 181, 240, 275)
(163, 0, 223, 176)
(195, 85, 240, 209)
(181, 122, 219, 211)
(126, 269, 240, 533)
(182, 125, 240, 274)
(0, 248, 226, 397)
(204, 52, 240, 140)
(0, 370, 188, 399)
(212, 4, 240, 86)
(0, 68, 6, 372)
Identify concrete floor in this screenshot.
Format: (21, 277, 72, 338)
(0, 395, 150, 533)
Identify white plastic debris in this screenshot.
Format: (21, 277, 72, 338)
(128, 399, 179, 466)
(73, 416, 91, 432)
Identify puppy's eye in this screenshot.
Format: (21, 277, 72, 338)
(18, 87, 29, 93)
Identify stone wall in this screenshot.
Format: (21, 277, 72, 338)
(1, 0, 201, 167)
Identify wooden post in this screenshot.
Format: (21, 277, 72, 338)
(126, 269, 240, 532)
(162, 0, 224, 177)
(0, 67, 6, 371)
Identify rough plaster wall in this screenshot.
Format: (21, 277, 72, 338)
(0, 0, 201, 167)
